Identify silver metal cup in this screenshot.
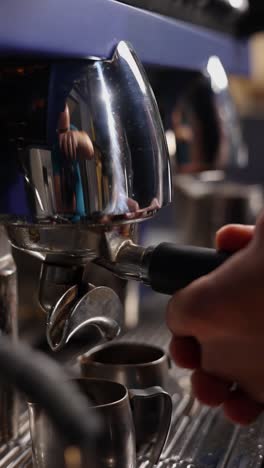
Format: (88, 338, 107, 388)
(80, 342, 171, 451)
(80, 342, 170, 390)
(28, 378, 172, 468)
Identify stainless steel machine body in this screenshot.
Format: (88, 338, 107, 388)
(0, 40, 173, 364)
(0, 41, 173, 467)
(0, 228, 18, 442)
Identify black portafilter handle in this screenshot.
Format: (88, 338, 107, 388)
(147, 243, 230, 295)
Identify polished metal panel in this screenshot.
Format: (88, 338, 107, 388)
(46, 285, 122, 356)
(0, 227, 19, 443)
(37, 259, 123, 359)
(0, 41, 171, 257)
(29, 378, 172, 468)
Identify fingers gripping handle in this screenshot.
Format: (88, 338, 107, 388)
(148, 243, 230, 295)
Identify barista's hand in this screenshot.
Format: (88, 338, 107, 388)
(166, 214, 264, 425)
(59, 130, 94, 161)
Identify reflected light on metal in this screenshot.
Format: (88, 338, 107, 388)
(165, 130, 177, 158)
(228, 0, 248, 12)
(207, 56, 228, 93)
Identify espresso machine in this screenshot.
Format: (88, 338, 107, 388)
(0, 39, 236, 348)
(0, 0, 263, 466)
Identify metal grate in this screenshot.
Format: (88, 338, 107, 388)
(0, 411, 31, 468)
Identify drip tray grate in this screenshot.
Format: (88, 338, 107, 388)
(1, 320, 264, 467)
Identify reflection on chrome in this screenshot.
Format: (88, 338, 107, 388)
(207, 56, 228, 93)
(96, 65, 128, 215)
(0, 41, 171, 251)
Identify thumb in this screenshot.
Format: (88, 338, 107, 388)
(216, 224, 255, 252)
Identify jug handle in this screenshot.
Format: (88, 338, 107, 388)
(129, 386, 172, 467)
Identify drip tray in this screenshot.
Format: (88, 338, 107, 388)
(2, 320, 264, 467)
(0, 411, 31, 467)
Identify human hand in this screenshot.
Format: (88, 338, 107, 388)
(59, 130, 94, 161)
(59, 130, 79, 160)
(166, 215, 264, 425)
(125, 197, 160, 220)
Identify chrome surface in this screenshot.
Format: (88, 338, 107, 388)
(46, 285, 122, 356)
(39, 262, 85, 314)
(0, 228, 18, 443)
(38, 258, 122, 357)
(7, 226, 103, 262)
(94, 240, 151, 282)
(0, 40, 171, 257)
(169, 57, 247, 175)
(6, 222, 138, 263)
(28, 378, 171, 468)
(80, 342, 170, 391)
(81, 342, 172, 464)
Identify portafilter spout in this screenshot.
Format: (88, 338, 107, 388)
(39, 260, 123, 361)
